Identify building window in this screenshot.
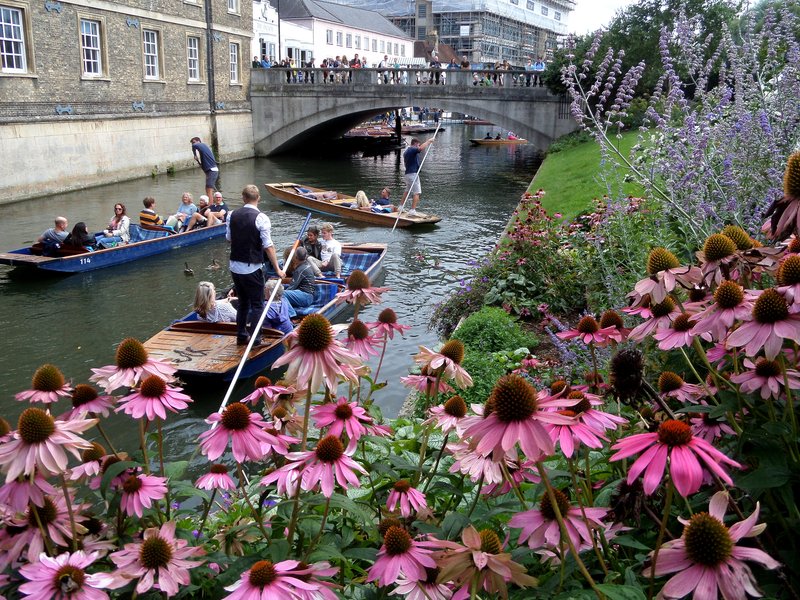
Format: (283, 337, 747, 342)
(554, 11, 561, 20)
(326, 29, 333, 44)
(541, 5, 548, 15)
(371, 39, 376, 52)
(0, 5, 27, 73)
(364, 36, 369, 50)
(355, 35, 360, 49)
(227, 0, 238, 14)
(527, 0, 534, 8)
(418, 4, 426, 17)
(346, 33, 352, 48)
(142, 29, 161, 79)
(79, 18, 103, 77)
(417, 26, 426, 39)
(393, 43, 398, 55)
(336, 31, 342, 46)
(400, 44, 405, 57)
(229, 41, 239, 83)
(510, 0, 519, 4)
(187, 35, 200, 81)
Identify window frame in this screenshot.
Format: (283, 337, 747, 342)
(229, 41, 240, 84)
(326, 29, 333, 45)
(554, 11, 561, 20)
(186, 33, 201, 82)
(335, 31, 343, 46)
(354, 35, 360, 50)
(0, 2, 33, 75)
(345, 33, 352, 48)
(526, 0, 534, 9)
(78, 15, 107, 79)
(227, 0, 239, 15)
(541, 5, 548, 15)
(142, 27, 163, 81)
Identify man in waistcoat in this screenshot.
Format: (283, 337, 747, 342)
(226, 184, 285, 346)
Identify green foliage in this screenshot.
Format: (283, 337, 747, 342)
(546, 130, 593, 155)
(451, 306, 536, 354)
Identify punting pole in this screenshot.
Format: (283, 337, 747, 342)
(391, 120, 442, 233)
(213, 212, 313, 420)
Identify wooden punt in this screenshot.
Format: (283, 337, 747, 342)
(0, 223, 226, 274)
(265, 183, 441, 227)
(469, 138, 528, 146)
(143, 243, 387, 381)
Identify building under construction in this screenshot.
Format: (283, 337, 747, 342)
(319, 0, 574, 66)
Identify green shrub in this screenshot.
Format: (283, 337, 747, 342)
(451, 306, 536, 354)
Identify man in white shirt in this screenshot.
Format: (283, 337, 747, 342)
(307, 222, 342, 278)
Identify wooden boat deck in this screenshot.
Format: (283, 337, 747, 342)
(0, 252, 57, 266)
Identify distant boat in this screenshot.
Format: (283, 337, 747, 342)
(265, 183, 441, 227)
(0, 223, 226, 275)
(463, 118, 494, 125)
(143, 243, 387, 381)
(469, 138, 528, 146)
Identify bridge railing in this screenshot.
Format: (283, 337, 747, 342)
(251, 67, 546, 90)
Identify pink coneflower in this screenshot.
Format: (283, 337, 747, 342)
(434, 526, 538, 598)
(610, 419, 742, 497)
(697, 233, 740, 285)
(263, 435, 366, 498)
(558, 390, 627, 434)
(266, 404, 304, 436)
(311, 397, 389, 452)
(654, 312, 710, 350)
(95, 521, 204, 597)
(120, 473, 167, 517)
(115, 376, 192, 421)
(424, 395, 468, 435)
(15, 364, 72, 404)
(69, 442, 108, 482)
(690, 412, 737, 443)
(19, 550, 109, 600)
(260, 427, 299, 458)
(90, 337, 175, 392)
(481, 458, 540, 496)
(413, 341, 473, 389)
(390, 569, 450, 600)
(367, 308, 411, 340)
(400, 372, 454, 395)
(199, 403, 275, 463)
(726, 288, 800, 359)
(240, 376, 295, 407)
(647, 491, 780, 600)
(597, 310, 631, 343)
(730, 356, 800, 400)
(9, 494, 88, 560)
(366, 526, 438, 587)
(634, 248, 702, 304)
(510, 489, 608, 552)
(545, 410, 607, 458)
(657, 371, 706, 404)
(259, 465, 301, 497)
(341, 319, 382, 359)
(462, 374, 575, 461)
(690, 280, 754, 341)
(60, 384, 116, 420)
(272, 314, 361, 392)
(0, 407, 95, 481)
(0, 474, 56, 512)
(224, 559, 328, 599)
(386, 480, 427, 517)
(776, 254, 800, 311)
(628, 297, 681, 341)
(196, 464, 237, 491)
(557, 315, 622, 346)
(447, 439, 504, 485)
(335, 270, 389, 306)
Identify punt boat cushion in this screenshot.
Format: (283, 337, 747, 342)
(129, 224, 173, 243)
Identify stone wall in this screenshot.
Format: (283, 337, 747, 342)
(0, 112, 254, 202)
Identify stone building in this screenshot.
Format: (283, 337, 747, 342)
(0, 0, 254, 200)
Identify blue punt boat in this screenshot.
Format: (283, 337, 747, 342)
(142, 243, 387, 381)
(0, 223, 226, 274)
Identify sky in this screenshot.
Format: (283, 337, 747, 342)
(568, 0, 638, 34)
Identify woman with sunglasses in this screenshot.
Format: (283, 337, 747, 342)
(97, 203, 130, 248)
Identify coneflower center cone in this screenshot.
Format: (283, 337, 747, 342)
(383, 526, 412, 555)
(81, 442, 106, 463)
(72, 384, 98, 407)
(577, 316, 599, 334)
(752, 289, 789, 324)
(248, 560, 278, 587)
(254, 376, 272, 388)
(647, 248, 680, 275)
(714, 281, 744, 308)
(0, 418, 10, 437)
(651, 298, 676, 318)
(439, 339, 465, 365)
(658, 371, 684, 394)
(28, 498, 57, 526)
(378, 308, 397, 324)
(115, 338, 149, 369)
(53, 565, 86, 589)
(348, 320, 369, 340)
(539, 488, 571, 521)
(296, 314, 333, 352)
(778, 255, 800, 286)
(754, 358, 781, 378)
(334, 403, 354, 420)
(315, 435, 344, 463)
(550, 380, 570, 396)
(703, 234, 737, 262)
(721, 225, 752, 251)
(682, 512, 733, 566)
(221, 403, 252, 431)
(31, 364, 65, 392)
(444, 395, 467, 418)
(378, 518, 403, 538)
(18, 407, 55, 444)
(567, 391, 590, 413)
(479, 529, 502, 554)
(271, 406, 288, 420)
(122, 475, 143, 494)
(599, 310, 624, 329)
(657, 420, 692, 446)
(346, 270, 370, 290)
(393, 480, 411, 493)
(209, 464, 228, 474)
(489, 375, 537, 423)
(671, 313, 692, 332)
(139, 375, 167, 398)
(139, 536, 174, 570)
(789, 237, 800, 254)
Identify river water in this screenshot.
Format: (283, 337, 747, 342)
(0, 123, 541, 456)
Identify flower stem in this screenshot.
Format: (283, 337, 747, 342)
(500, 461, 527, 510)
(536, 461, 603, 599)
(197, 489, 217, 535)
(649, 481, 674, 600)
(567, 459, 608, 576)
(303, 496, 331, 561)
(139, 418, 150, 474)
(287, 388, 314, 546)
(59, 474, 79, 552)
(411, 423, 433, 488)
(421, 432, 450, 493)
(373, 333, 389, 383)
(95, 422, 119, 456)
(466, 474, 485, 519)
(237, 463, 270, 541)
(157, 420, 170, 520)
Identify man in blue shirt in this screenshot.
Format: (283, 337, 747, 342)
(402, 137, 434, 216)
(191, 136, 220, 199)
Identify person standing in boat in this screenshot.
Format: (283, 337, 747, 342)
(226, 184, 285, 346)
(402, 137, 434, 216)
(191, 136, 219, 200)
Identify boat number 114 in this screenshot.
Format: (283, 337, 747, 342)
(79, 258, 92, 265)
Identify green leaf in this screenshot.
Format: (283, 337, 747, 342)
(100, 460, 138, 498)
(164, 460, 189, 479)
(343, 547, 378, 562)
(308, 544, 345, 562)
(596, 584, 647, 600)
(440, 511, 469, 540)
(736, 464, 790, 491)
(611, 535, 652, 551)
(269, 539, 289, 562)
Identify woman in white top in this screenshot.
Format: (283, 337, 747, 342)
(97, 203, 131, 248)
(194, 281, 237, 323)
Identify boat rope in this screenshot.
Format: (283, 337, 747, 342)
(391, 120, 442, 233)
(213, 212, 313, 420)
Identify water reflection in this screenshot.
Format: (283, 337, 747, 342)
(0, 124, 540, 456)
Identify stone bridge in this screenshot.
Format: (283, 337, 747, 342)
(250, 67, 578, 155)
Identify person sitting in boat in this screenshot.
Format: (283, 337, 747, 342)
(495, 133, 502, 140)
(354, 190, 372, 210)
(62, 222, 94, 250)
(283, 247, 318, 312)
(97, 203, 130, 248)
(372, 187, 395, 212)
(308, 222, 342, 278)
(194, 281, 237, 323)
(264, 279, 294, 334)
(507, 131, 518, 140)
(37, 216, 69, 247)
(185, 195, 212, 230)
(209, 192, 229, 223)
(484, 132, 493, 139)
(139, 197, 165, 228)
(166, 192, 198, 232)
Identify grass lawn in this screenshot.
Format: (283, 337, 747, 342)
(531, 131, 644, 220)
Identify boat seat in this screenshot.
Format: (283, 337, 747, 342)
(129, 224, 172, 243)
(293, 282, 341, 316)
(29, 243, 90, 257)
(340, 252, 378, 274)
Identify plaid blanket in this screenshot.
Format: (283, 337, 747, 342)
(129, 224, 171, 243)
(294, 283, 340, 316)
